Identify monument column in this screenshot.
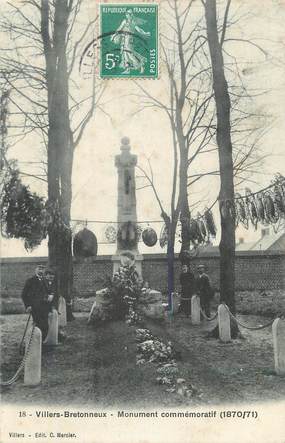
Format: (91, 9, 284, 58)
(112, 137, 143, 275)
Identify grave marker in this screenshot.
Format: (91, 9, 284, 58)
(24, 327, 41, 386)
(44, 310, 58, 346)
(218, 304, 231, 342)
(272, 318, 285, 376)
(191, 295, 200, 325)
(58, 296, 67, 327)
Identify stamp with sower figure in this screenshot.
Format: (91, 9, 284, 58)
(100, 4, 158, 78)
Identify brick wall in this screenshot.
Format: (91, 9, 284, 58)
(142, 252, 285, 293)
(1, 251, 284, 298)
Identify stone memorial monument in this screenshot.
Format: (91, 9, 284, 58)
(89, 137, 164, 323)
(112, 137, 143, 276)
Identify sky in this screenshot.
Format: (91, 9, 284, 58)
(1, 0, 285, 258)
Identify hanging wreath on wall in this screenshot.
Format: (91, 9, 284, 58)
(105, 224, 117, 243)
(1, 170, 47, 250)
(255, 194, 266, 225)
(273, 179, 285, 217)
(273, 182, 285, 216)
(188, 219, 202, 243)
(117, 221, 140, 250)
(235, 194, 248, 228)
(159, 224, 168, 248)
(204, 208, 217, 237)
(142, 227, 157, 247)
(197, 214, 207, 242)
(245, 189, 258, 230)
(73, 227, 98, 259)
(234, 175, 285, 230)
(263, 192, 278, 224)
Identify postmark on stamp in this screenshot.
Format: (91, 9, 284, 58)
(100, 4, 158, 79)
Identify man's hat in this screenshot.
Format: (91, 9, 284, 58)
(197, 264, 205, 270)
(45, 268, 55, 275)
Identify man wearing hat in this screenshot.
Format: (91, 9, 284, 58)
(196, 264, 214, 318)
(21, 265, 56, 340)
(178, 264, 196, 317)
(44, 268, 59, 310)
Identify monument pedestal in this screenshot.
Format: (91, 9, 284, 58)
(112, 252, 143, 277)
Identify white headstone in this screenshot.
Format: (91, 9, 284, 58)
(58, 297, 67, 327)
(44, 310, 58, 346)
(191, 295, 200, 325)
(218, 304, 231, 342)
(272, 318, 285, 376)
(24, 327, 41, 386)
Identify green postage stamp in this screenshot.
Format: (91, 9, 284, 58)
(100, 4, 158, 78)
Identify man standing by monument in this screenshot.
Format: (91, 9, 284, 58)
(21, 265, 56, 340)
(196, 264, 214, 318)
(178, 264, 196, 317)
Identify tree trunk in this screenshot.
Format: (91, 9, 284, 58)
(167, 239, 175, 311)
(205, 0, 237, 335)
(42, 0, 74, 320)
(179, 148, 191, 254)
(162, 213, 178, 310)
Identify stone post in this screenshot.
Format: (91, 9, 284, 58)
(44, 310, 58, 346)
(24, 327, 41, 386)
(218, 304, 231, 342)
(272, 318, 285, 376)
(58, 296, 67, 328)
(191, 295, 200, 325)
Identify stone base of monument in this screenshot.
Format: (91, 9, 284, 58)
(137, 289, 165, 320)
(88, 288, 128, 324)
(88, 288, 165, 324)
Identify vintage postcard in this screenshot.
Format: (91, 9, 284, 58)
(1, 0, 285, 442)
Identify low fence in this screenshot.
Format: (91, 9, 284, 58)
(1, 299, 285, 389)
(1, 251, 284, 298)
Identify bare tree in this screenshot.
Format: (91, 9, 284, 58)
(0, 0, 103, 318)
(136, 154, 180, 308)
(202, 0, 273, 331)
(135, 0, 268, 242)
(203, 0, 237, 331)
(133, 0, 269, 306)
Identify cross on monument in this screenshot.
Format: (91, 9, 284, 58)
(112, 137, 143, 275)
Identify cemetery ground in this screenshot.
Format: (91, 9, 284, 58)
(1, 290, 285, 407)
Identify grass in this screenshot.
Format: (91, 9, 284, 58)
(1, 310, 285, 408)
(2, 289, 284, 317)
(1, 313, 185, 408)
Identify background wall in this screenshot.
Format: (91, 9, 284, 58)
(1, 251, 284, 298)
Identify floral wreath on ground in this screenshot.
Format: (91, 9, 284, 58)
(135, 328, 201, 398)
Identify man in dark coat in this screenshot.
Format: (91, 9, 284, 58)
(178, 264, 196, 317)
(44, 268, 59, 310)
(196, 264, 213, 318)
(21, 265, 56, 340)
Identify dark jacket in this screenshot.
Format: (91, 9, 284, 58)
(21, 275, 54, 313)
(180, 271, 196, 299)
(196, 273, 213, 300)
